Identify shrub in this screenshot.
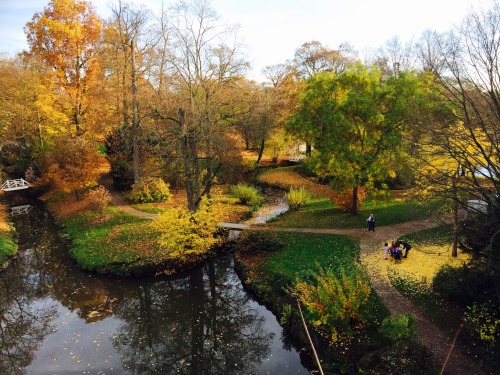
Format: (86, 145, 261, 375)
(286, 187, 311, 211)
(280, 304, 292, 325)
(151, 198, 222, 260)
(85, 185, 112, 213)
(236, 231, 285, 254)
(432, 265, 492, 306)
(293, 265, 371, 343)
(129, 177, 172, 203)
(230, 184, 263, 207)
(330, 187, 367, 212)
(380, 313, 418, 344)
(464, 303, 499, 346)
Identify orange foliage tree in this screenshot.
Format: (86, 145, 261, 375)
(24, 0, 103, 136)
(39, 136, 102, 199)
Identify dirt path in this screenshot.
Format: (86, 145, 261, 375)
(102, 178, 486, 374)
(99, 174, 157, 220)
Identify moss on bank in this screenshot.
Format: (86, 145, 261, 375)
(0, 201, 17, 268)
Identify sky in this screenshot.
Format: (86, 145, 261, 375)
(0, 0, 485, 81)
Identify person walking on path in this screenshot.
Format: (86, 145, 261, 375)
(367, 213, 375, 232)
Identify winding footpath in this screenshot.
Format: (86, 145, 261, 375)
(254, 220, 486, 375)
(107, 185, 486, 374)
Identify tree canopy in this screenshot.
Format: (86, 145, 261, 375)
(287, 64, 439, 214)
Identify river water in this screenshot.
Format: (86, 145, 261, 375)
(0, 199, 309, 375)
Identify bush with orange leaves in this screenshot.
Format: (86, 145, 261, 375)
(330, 187, 367, 212)
(86, 185, 111, 213)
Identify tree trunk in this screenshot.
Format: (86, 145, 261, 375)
(131, 39, 141, 185)
(351, 185, 359, 215)
(179, 108, 200, 212)
(256, 136, 265, 164)
(452, 171, 459, 257)
(305, 142, 312, 157)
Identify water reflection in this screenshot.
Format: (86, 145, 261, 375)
(0, 203, 309, 374)
(112, 260, 273, 374)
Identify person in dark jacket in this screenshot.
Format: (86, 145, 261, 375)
(367, 214, 375, 232)
(400, 240, 412, 258)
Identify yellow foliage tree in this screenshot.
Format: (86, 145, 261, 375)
(151, 199, 225, 260)
(25, 0, 103, 135)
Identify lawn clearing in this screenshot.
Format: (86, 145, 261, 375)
(62, 206, 162, 272)
(263, 232, 358, 275)
(258, 166, 333, 198)
(269, 197, 431, 229)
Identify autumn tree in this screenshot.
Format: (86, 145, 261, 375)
(293, 40, 356, 78)
(0, 56, 68, 177)
(102, 1, 161, 185)
(39, 135, 102, 199)
(287, 64, 436, 214)
(154, 0, 248, 212)
(413, 2, 500, 265)
(24, 0, 103, 136)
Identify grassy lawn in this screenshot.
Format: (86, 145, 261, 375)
(268, 197, 431, 229)
(257, 165, 433, 229)
(62, 206, 162, 272)
(240, 231, 389, 344)
(258, 166, 333, 197)
(263, 232, 358, 275)
(0, 202, 17, 266)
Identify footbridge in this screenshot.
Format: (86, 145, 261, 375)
(0, 179, 31, 191)
(218, 222, 250, 240)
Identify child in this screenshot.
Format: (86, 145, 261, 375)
(384, 242, 389, 260)
(393, 246, 402, 263)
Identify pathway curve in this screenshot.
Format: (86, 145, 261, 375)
(253, 220, 486, 375)
(100, 174, 157, 220)
(102, 179, 486, 374)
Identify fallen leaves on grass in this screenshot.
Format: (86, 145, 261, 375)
(362, 241, 470, 287)
(258, 168, 333, 198)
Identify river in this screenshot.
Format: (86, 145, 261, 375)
(0, 197, 309, 375)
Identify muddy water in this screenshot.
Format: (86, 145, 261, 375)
(0, 201, 309, 375)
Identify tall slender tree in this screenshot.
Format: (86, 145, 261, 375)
(155, 0, 248, 211)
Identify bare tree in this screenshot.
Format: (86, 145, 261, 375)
(106, 1, 158, 184)
(156, 0, 249, 211)
(412, 2, 500, 261)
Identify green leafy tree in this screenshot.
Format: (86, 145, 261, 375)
(287, 64, 435, 214)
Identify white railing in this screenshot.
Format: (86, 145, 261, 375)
(0, 178, 31, 191)
(10, 205, 32, 216)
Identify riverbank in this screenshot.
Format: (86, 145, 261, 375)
(0, 199, 17, 269)
(44, 184, 248, 277)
